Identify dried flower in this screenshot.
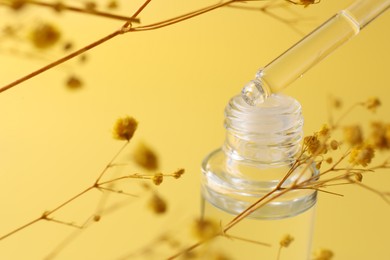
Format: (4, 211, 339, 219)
(349, 145, 375, 167)
(369, 122, 390, 149)
(192, 218, 219, 240)
(152, 173, 163, 185)
(330, 140, 339, 150)
(343, 125, 363, 146)
(313, 248, 334, 260)
(113, 116, 138, 141)
(318, 124, 331, 141)
(315, 161, 322, 170)
(148, 193, 167, 214)
(107, 0, 118, 9)
(325, 157, 333, 164)
(66, 75, 83, 89)
(331, 97, 342, 109)
(133, 143, 159, 170)
(7, 0, 26, 10)
(279, 234, 294, 248)
(364, 97, 381, 112)
(30, 22, 61, 49)
(287, 0, 319, 8)
(304, 135, 326, 155)
(53, 2, 65, 12)
(85, 1, 97, 11)
(173, 168, 185, 179)
(354, 173, 363, 182)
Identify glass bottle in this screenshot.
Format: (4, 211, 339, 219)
(201, 93, 317, 259)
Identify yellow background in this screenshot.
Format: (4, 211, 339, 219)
(0, 0, 389, 259)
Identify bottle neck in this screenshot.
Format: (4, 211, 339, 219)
(223, 94, 303, 167)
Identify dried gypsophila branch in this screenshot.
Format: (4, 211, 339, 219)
(167, 97, 390, 259)
(0, 0, 141, 22)
(0, 116, 185, 242)
(0, 0, 316, 94)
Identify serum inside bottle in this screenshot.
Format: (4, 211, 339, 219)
(201, 94, 317, 259)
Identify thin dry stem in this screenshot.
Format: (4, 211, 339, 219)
(0, 217, 42, 241)
(97, 186, 139, 197)
(45, 218, 84, 229)
(349, 178, 390, 204)
(224, 234, 271, 247)
(0, 0, 259, 94)
(25, 0, 141, 22)
(223, 187, 293, 233)
(0, 30, 121, 93)
(95, 141, 130, 183)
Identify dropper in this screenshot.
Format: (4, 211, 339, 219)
(241, 0, 390, 106)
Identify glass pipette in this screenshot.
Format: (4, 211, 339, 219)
(242, 0, 390, 106)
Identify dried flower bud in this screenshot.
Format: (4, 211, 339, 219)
(66, 75, 83, 90)
(288, 0, 319, 7)
(9, 0, 26, 10)
(330, 140, 339, 150)
(343, 125, 363, 146)
(30, 22, 61, 49)
(331, 97, 342, 109)
(354, 173, 363, 182)
(85, 1, 97, 11)
(133, 143, 158, 170)
(107, 0, 118, 9)
(364, 97, 381, 112)
(315, 161, 322, 170)
(113, 116, 138, 141)
(192, 218, 219, 240)
(279, 234, 294, 248)
(148, 193, 167, 214)
(318, 125, 331, 140)
(152, 173, 163, 185)
(173, 168, 185, 179)
(313, 248, 334, 260)
(325, 157, 333, 164)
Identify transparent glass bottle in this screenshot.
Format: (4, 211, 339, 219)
(201, 94, 317, 259)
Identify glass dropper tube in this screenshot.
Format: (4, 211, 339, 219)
(242, 0, 390, 106)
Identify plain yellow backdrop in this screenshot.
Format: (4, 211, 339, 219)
(0, 0, 389, 259)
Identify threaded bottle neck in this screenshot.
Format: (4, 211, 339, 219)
(223, 94, 303, 166)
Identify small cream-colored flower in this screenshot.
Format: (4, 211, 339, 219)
(349, 145, 375, 167)
(113, 116, 138, 141)
(279, 234, 294, 248)
(343, 125, 363, 146)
